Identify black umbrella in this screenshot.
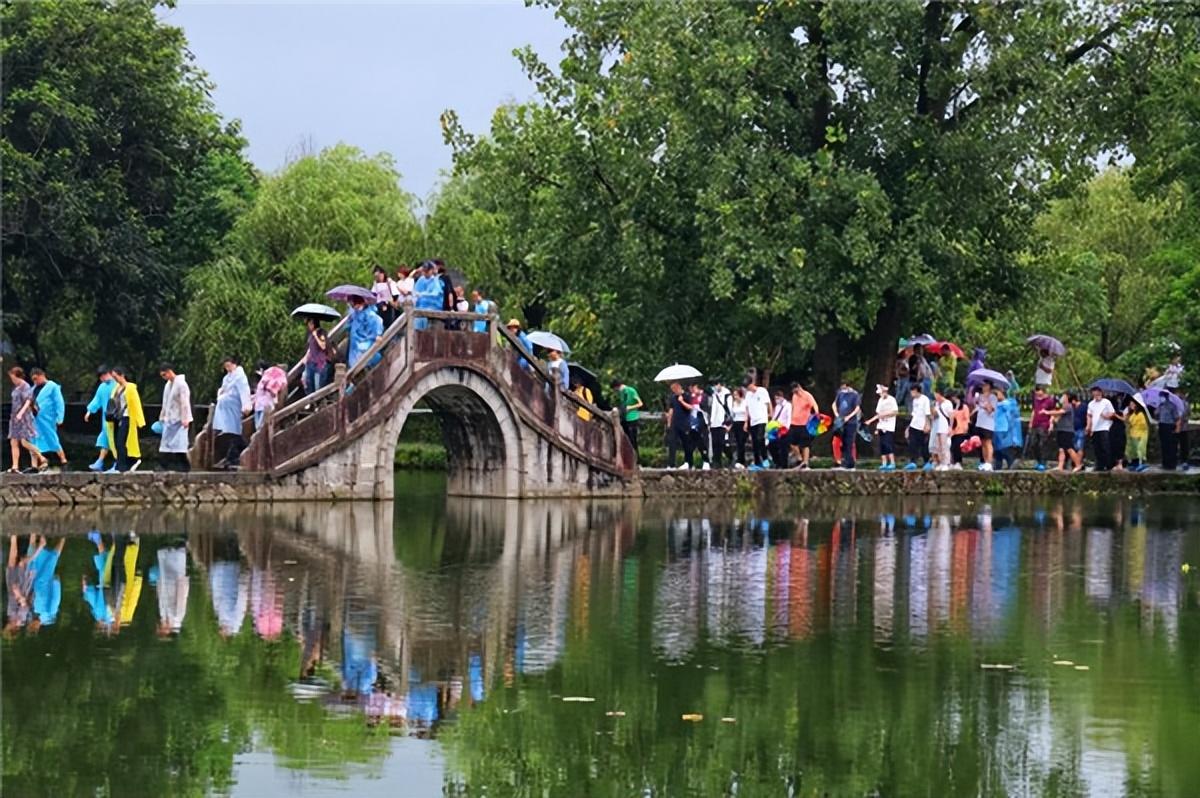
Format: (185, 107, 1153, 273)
(568, 363, 609, 410)
(1090, 378, 1137, 396)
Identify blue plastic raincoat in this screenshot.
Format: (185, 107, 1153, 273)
(413, 275, 443, 331)
(86, 378, 115, 448)
(31, 380, 64, 454)
(213, 366, 251, 436)
(348, 306, 384, 369)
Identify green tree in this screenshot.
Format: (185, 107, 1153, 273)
(173, 145, 424, 395)
(0, 0, 254, 393)
(443, 0, 1178, 396)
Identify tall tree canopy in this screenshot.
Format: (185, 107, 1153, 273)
(173, 145, 424, 395)
(442, 0, 1186, 395)
(1, 0, 254, 392)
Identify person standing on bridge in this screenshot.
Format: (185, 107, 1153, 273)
(546, 349, 570, 393)
(303, 318, 329, 395)
(84, 365, 116, 472)
(470, 289, 490, 334)
(413, 261, 443, 331)
(506, 319, 533, 371)
(157, 364, 192, 472)
(213, 356, 251, 470)
(347, 296, 384, 369)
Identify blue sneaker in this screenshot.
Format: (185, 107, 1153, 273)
(885, 463, 896, 472)
(877, 463, 888, 471)
(904, 463, 917, 471)
(748, 464, 763, 472)
(88, 458, 106, 472)
(1035, 463, 1046, 472)
(922, 462, 934, 472)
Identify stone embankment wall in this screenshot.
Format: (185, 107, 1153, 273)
(1, 468, 1196, 508)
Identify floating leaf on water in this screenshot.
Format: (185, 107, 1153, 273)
(980, 664, 1015, 670)
(681, 713, 703, 722)
(721, 717, 737, 723)
(562, 696, 596, 703)
(1074, 665, 1090, 671)
(605, 711, 626, 717)
(1053, 660, 1074, 666)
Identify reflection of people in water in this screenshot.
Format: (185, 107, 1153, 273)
(154, 541, 190, 637)
(298, 572, 329, 680)
(341, 600, 379, 698)
(209, 537, 249, 638)
(5, 535, 36, 635)
(28, 535, 64, 633)
(82, 532, 116, 632)
(113, 533, 144, 631)
(248, 532, 284, 641)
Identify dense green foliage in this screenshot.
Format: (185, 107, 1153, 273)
(1, 0, 254, 392)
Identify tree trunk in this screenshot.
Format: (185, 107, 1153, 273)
(863, 291, 904, 400)
(811, 329, 841, 406)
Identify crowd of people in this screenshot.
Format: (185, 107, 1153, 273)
(650, 344, 1192, 474)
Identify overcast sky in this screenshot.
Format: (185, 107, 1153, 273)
(163, 1, 567, 205)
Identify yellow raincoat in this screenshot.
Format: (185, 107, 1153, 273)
(105, 382, 147, 459)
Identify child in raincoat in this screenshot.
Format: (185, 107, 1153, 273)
(105, 367, 146, 472)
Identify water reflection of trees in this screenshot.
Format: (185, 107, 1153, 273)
(1, 496, 1197, 796)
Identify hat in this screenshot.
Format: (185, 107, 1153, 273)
(506, 318, 521, 328)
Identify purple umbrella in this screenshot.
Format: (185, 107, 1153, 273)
(967, 368, 1010, 390)
(1140, 387, 1186, 415)
(1026, 334, 1066, 356)
(326, 284, 376, 303)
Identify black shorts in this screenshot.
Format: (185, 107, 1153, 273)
(788, 426, 812, 447)
(978, 429, 993, 441)
(1056, 430, 1075, 451)
(878, 430, 895, 456)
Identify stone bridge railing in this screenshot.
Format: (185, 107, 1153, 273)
(191, 309, 636, 493)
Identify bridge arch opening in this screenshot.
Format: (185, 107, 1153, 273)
(385, 367, 523, 498)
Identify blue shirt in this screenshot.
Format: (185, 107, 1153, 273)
(835, 389, 860, 419)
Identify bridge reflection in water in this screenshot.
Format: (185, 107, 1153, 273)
(2, 489, 1198, 797)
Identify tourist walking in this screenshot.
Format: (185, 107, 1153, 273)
(1047, 391, 1082, 472)
(347, 296, 384, 369)
(546, 349, 570, 393)
(157, 364, 192, 472)
(7, 367, 43, 473)
(666, 382, 698, 469)
(993, 388, 1023, 470)
(505, 319, 533, 371)
(470, 289, 490, 334)
(905, 384, 932, 470)
(84, 365, 116, 472)
(787, 382, 818, 470)
(213, 356, 251, 470)
(744, 375, 771, 469)
(1177, 390, 1191, 470)
(572, 378, 594, 421)
(1086, 386, 1117, 472)
(253, 363, 288, 430)
(1029, 385, 1055, 470)
(833, 379, 861, 470)
(413, 262, 443, 330)
(972, 382, 997, 470)
(28, 368, 67, 470)
(1156, 388, 1181, 471)
(708, 380, 731, 468)
(691, 384, 713, 469)
(303, 318, 330, 394)
(372, 265, 395, 328)
(612, 378, 643, 453)
(865, 384, 898, 471)
(769, 389, 791, 469)
(106, 367, 145, 473)
(729, 387, 748, 467)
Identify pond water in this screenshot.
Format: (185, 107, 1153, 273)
(3, 474, 1199, 797)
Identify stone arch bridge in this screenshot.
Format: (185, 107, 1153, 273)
(191, 310, 638, 499)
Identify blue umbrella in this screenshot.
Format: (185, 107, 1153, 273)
(1090, 378, 1136, 396)
(967, 368, 1010, 389)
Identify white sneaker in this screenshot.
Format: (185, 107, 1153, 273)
(701, 462, 711, 471)
(678, 463, 690, 471)
(952, 464, 963, 471)
(130, 459, 142, 472)
(733, 463, 746, 471)
(980, 463, 994, 472)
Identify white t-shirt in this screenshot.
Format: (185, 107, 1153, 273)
(729, 396, 747, 422)
(746, 386, 770, 426)
(709, 387, 730, 428)
(909, 394, 931, 432)
(1034, 356, 1055, 386)
(875, 395, 898, 433)
(1088, 398, 1115, 432)
(975, 394, 997, 431)
(932, 398, 953, 435)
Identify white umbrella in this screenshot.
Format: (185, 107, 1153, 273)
(526, 331, 571, 354)
(654, 364, 702, 382)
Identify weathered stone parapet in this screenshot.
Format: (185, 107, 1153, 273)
(635, 468, 1200, 498)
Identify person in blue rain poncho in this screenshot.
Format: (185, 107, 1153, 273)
(347, 296, 384, 369)
(29, 368, 67, 468)
(84, 365, 115, 471)
(28, 536, 64, 632)
(993, 388, 1024, 470)
(412, 261, 444, 331)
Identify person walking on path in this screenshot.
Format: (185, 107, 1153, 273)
(213, 356, 251, 470)
(1086, 386, 1117, 472)
(1047, 391, 1083, 472)
(106, 367, 146, 473)
(787, 382, 819, 470)
(28, 368, 67, 470)
(972, 382, 998, 470)
(1123, 396, 1150, 472)
(665, 382, 698, 469)
(833, 379, 862, 470)
(1029, 385, 1055, 471)
(612, 379, 644, 454)
(7, 366, 43, 473)
(157, 364, 192, 472)
(1155, 388, 1182, 471)
(708, 380, 732, 468)
(692, 384, 713, 469)
(865, 384, 898, 471)
(84, 366, 116, 472)
(905, 384, 932, 471)
(302, 318, 329, 395)
(744, 375, 771, 470)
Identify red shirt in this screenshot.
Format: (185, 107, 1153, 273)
(1031, 394, 1055, 430)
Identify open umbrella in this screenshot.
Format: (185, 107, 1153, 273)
(291, 303, 341, 323)
(1090, 378, 1136, 396)
(654, 364, 702, 383)
(967, 368, 1010, 389)
(568, 363, 609, 410)
(1026, 334, 1066, 356)
(1140, 387, 1186, 414)
(326, 285, 376, 303)
(526, 331, 571, 354)
(928, 341, 965, 359)
(907, 333, 937, 346)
